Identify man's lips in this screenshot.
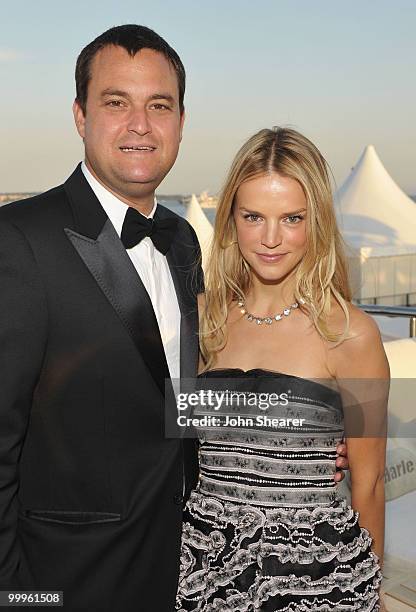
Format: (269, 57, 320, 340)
(256, 252, 288, 262)
(119, 145, 157, 152)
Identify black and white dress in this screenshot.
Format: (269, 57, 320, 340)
(176, 369, 382, 611)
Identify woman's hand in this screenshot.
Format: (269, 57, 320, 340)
(334, 441, 349, 482)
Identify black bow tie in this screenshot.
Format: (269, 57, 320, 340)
(120, 207, 178, 254)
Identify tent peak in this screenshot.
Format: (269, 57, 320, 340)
(336, 143, 416, 251)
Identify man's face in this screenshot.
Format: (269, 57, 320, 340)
(73, 45, 184, 204)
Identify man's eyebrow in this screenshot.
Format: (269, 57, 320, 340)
(100, 89, 176, 104)
(101, 88, 130, 98)
(148, 93, 176, 104)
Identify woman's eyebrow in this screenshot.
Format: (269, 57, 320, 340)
(238, 207, 307, 215)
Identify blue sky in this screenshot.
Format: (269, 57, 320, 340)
(1, 0, 415, 195)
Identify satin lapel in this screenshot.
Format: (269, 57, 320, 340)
(166, 240, 199, 380)
(165, 234, 200, 485)
(65, 219, 170, 396)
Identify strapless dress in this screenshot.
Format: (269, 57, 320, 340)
(176, 368, 382, 611)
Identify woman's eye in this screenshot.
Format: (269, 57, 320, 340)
(243, 214, 261, 222)
(285, 214, 304, 224)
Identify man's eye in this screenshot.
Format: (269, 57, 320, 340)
(150, 103, 170, 110)
(106, 100, 123, 107)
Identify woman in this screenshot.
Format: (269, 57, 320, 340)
(176, 127, 388, 611)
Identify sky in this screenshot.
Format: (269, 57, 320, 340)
(0, 0, 415, 195)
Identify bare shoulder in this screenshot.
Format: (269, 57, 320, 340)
(326, 299, 381, 343)
(328, 300, 390, 379)
(346, 302, 381, 340)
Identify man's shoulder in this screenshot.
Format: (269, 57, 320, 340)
(0, 183, 69, 229)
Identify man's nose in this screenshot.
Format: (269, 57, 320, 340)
(126, 107, 152, 136)
(261, 220, 282, 249)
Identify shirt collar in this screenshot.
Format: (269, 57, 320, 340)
(81, 161, 157, 237)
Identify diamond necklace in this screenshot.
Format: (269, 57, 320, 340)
(237, 297, 305, 326)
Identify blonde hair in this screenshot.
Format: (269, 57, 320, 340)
(200, 127, 352, 370)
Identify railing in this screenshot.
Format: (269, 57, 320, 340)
(357, 304, 416, 338)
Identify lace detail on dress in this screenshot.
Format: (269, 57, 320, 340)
(177, 493, 381, 611)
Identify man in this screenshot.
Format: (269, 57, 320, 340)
(0, 24, 201, 611)
(0, 24, 348, 611)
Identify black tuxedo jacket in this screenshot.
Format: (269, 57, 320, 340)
(0, 165, 202, 611)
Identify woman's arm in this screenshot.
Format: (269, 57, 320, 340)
(330, 306, 389, 565)
(347, 436, 386, 563)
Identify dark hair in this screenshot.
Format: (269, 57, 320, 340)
(75, 24, 185, 114)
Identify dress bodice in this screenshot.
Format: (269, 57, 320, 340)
(193, 368, 344, 507)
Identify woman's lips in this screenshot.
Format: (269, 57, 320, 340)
(256, 252, 288, 263)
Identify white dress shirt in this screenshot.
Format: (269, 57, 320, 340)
(81, 162, 181, 380)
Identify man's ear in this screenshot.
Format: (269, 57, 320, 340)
(179, 109, 185, 142)
(73, 99, 86, 139)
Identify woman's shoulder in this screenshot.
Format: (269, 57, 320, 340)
(346, 301, 381, 341)
(327, 299, 390, 379)
(326, 298, 380, 341)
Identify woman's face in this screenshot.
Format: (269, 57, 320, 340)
(233, 172, 308, 284)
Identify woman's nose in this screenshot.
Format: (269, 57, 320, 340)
(261, 220, 282, 249)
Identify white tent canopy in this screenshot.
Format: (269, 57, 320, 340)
(336, 145, 416, 255)
(336, 146, 416, 304)
(185, 194, 213, 271)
